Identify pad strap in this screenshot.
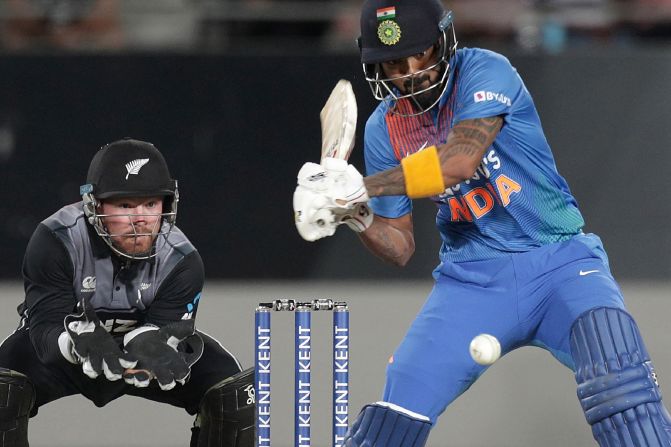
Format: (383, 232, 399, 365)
(579, 362, 662, 424)
(401, 146, 445, 198)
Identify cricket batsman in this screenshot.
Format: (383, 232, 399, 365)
(292, 0, 671, 445)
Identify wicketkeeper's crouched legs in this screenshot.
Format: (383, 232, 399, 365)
(0, 368, 35, 447)
(571, 307, 671, 446)
(190, 367, 255, 447)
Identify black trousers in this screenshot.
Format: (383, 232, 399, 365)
(0, 326, 242, 417)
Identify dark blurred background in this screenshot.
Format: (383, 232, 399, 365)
(0, 0, 670, 281)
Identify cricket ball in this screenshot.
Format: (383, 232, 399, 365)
(469, 334, 501, 365)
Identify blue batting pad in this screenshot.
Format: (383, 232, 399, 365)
(344, 402, 431, 447)
(570, 307, 671, 446)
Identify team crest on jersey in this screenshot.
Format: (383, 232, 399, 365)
(81, 276, 96, 292)
(378, 20, 401, 45)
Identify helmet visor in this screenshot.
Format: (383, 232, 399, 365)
(93, 211, 176, 259)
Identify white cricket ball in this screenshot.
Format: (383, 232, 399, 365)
(469, 334, 501, 365)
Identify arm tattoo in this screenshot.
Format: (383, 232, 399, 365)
(361, 216, 414, 266)
(370, 228, 402, 262)
(363, 116, 503, 197)
(363, 167, 406, 197)
(439, 117, 502, 165)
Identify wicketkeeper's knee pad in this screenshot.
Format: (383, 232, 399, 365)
(570, 307, 671, 446)
(0, 368, 35, 447)
(192, 367, 255, 447)
(343, 402, 431, 447)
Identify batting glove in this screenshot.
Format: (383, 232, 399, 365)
(293, 185, 338, 242)
(321, 157, 370, 209)
(335, 203, 374, 233)
(294, 160, 371, 241)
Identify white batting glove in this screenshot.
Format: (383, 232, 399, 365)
(321, 157, 370, 209)
(334, 203, 374, 233)
(294, 184, 338, 242)
(297, 162, 330, 192)
(293, 160, 371, 241)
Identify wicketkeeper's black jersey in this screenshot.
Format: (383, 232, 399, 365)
(19, 202, 204, 365)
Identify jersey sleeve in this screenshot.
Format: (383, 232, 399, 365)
(22, 224, 78, 365)
(363, 109, 412, 218)
(453, 50, 524, 124)
(145, 250, 204, 326)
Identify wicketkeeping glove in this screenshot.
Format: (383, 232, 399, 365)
(62, 299, 137, 381)
(122, 319, 204, 391)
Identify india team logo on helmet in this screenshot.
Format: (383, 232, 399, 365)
(378, 20, 401, 46)
(376, 6, 402, 46)
(359, 0, 458, 116)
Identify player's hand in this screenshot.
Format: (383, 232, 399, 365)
(294, 183, 339, 241)
(294, 160, 371, 241)
(62, 300, 137, 381)
(295, 160, 369, 209)
(122, 319, 204, 391)
(294, 161, 339, 241)
(321, 157, 370, 209)
(334, 203, 373, 233)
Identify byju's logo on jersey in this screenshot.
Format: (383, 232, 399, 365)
(474, 91, 512, 107)
(81, 276, 96, 293)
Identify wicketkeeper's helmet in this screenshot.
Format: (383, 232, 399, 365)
(79, 138, 179, 259)
(358, 0, 457, 116)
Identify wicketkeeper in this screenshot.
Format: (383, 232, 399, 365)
(0, 139, 254, 447)
(293, 1, 671, 446)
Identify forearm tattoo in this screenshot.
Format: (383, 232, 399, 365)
(367, 227, 403, 262)
(361, 219, 413, 265)
(363, 116, 502, 197)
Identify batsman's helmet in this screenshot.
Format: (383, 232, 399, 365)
(358, 0, 457, 116)
(80, 138, 179, 259)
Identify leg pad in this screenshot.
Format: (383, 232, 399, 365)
(0, 368, 34, 447)
(193, 367, 254, 447)
(571, 307, 671, 446)
(343, 402, 431, 447)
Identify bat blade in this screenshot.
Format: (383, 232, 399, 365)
(320, 79, 357, 162)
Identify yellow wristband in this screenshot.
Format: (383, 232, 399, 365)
(401, 146, 445, 198)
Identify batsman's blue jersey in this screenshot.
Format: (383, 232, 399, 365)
(364, 48, 585, 263)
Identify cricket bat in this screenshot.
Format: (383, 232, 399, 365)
(320, 79, 357, 162)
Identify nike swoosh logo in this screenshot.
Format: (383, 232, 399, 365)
(418, 140, 429, 151)
(579, 270, 599, 276)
